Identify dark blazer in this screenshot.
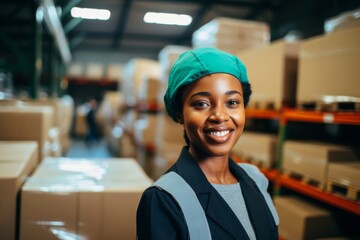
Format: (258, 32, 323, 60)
(136, 147, 278, 240)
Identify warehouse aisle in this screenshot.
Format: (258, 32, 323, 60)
(64, 138, 115, 158)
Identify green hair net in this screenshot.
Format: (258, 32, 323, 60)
(164, 47, 249, 122)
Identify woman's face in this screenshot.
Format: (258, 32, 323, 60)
(180, 73, 245, 159)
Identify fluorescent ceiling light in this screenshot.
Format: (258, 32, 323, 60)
(71, 7, 111, 20)
(144, 12, 192, 26)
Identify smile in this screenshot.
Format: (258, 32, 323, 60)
(209, 130, 230, 137)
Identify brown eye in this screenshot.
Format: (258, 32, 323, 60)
(193, 101, 210, 109)
(227, 99, 240, 108)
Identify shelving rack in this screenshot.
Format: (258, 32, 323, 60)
(1, 0, 72, 99)
(242, 108, 360, 216)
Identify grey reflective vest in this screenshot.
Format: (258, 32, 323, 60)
(152, 163, 279, 240)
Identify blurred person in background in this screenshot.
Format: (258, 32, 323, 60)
(137, 48, 279, 239)
(85, 98, 99, 146)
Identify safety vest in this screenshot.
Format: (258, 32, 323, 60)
(152, 163, 279, 240)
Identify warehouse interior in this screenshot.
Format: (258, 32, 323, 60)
(1, 0, 360, 239)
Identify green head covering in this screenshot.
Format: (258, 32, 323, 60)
(164, 47, 249, 122)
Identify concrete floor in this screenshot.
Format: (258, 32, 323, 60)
(64, 138, 115, 159)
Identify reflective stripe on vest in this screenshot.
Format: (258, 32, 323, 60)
(152, 171, 212, 240)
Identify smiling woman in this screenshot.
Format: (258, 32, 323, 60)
(136, 48, 279, 240)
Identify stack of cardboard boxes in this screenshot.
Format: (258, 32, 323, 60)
(192, 17, 270, 55)
(0, 141, 38, 240)
(282, 141, 359, 189)
(237, 40, 299, 109)
(297, 27, 360, 110)
(122, 58, 160, 108)
(0, 105, 54, 162)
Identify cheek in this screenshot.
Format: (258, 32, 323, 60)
(232, 111, 246, 128)
(183, 111, 206, 134)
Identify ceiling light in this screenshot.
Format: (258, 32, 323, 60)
(144, 12, 192, 26)
(71, 7, 111, 20)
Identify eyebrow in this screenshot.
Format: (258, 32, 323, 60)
(190, 90, 243, 99)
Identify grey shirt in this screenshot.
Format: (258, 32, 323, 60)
(212, 182, 257, 240)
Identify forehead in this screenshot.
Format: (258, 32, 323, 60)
(181, 73, 243, 98)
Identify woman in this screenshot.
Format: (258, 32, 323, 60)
(136, 48, 279, 240)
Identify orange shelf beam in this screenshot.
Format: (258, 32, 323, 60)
(283, 109, 360, 125)
(245, 109, 281, 120)
(262, 169, 278, 182)
(279, 175, 360, 216)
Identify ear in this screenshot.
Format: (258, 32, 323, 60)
(176, 112, 184, 124)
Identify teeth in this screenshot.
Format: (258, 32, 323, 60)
(209, 130, 229, 137)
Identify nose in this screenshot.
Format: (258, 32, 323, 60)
(208, 106, 229, 123)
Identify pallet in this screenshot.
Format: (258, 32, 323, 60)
(282, 170, 324, 189)
(299, 101, 360, 112)
(326, 179, 360, 202)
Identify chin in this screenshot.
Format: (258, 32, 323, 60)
(203, 145, 233, 158)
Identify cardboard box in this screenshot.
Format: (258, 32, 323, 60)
(155, 113, 184, 148)
(20, 177, 78, 240)
(106, 64, 123, 81)
(150, 143, 183, 180)
(275, 196, 340, 240)
(67, 62, 83, 76)
(232, 132, 277, 169)
(158, 45, 190, 107)
(193, 17, 270, 54)
(79, 182, 151, 240)
(33, 157, 149, 181)
(0, 106, 53, 162)
(138, 77, 162, 103)
(97, 92, 123, 139)
(134, 114, 160, 146)
(325, 8, 360, 33)
(297, 27, 360, 104)
(282, 141, 358, 187)
(237, 40, 299, 109)
(328, 161, 360, 187)
(0, 141, 38, 164)
(74, 105, 88, 137)
(0, 141, 38, 240)
(59, 96, 74, 154)
(20, 158, 153, 240)
(123, 58, 160, 106)
(85, 63, 104, 79)
(158, 45, 191, 81)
